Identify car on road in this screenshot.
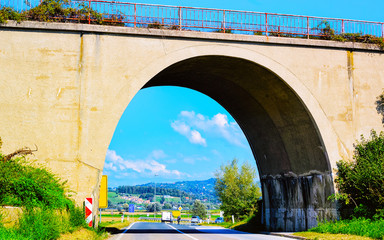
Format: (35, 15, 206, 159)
(191, 216, 202, 224)
(214, 217, 224, 223)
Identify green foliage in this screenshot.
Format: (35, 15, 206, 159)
(376, 92, 384, 124)
(0, 7, 23, 24)
(214, 159, 261, 221)
(213, 28, 233, 33)
(0, 158, 72, 210)
(313, 21, 384, 49)
(146, 202, 162, 212)
(0, 0, 123, 25)
(334, 130, 384, 219)
(0, 207, 85, 240)
(147, 21, 163, 29)
(163, 203, 172, 210)
(191, 200, 206, 219)
(310, 218, 384, 239)
(117, 185, 191, 199)
(0, 137, 86, 239)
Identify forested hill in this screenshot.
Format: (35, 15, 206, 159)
(140, 178, 217, 201)
(116, 178, 218, 201)
(116, 185, 191, 198)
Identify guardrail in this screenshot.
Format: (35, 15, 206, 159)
(138, 217, 191, 223)
(1, 0, 383, 39)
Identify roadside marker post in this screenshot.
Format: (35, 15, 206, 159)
(85, 198, 93, 227)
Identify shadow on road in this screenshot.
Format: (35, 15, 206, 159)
(101, 227, 125, 235)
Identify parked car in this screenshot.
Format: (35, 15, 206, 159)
(191, 216, 202, 224)
(214, 217, 224, 223)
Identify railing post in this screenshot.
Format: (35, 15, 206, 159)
(88, 0, 91, 24)
(342, 19, 344, 34)
(380, 23, 383, 38)
(134, 3, 137, 28)
(223, 10, 226, 32)
(179, 6, 182, 30)
(307, 16, 309, 39)
(265, 13, 268, 35)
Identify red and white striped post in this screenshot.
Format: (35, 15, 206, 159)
(85, 198, 93, 227)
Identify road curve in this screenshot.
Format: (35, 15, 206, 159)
(110, 222, 295, 240)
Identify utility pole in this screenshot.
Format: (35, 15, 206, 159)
(154, 174, 158, 219)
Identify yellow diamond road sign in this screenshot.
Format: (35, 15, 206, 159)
(178, 206, 182, 211)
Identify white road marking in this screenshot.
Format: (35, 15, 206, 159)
(167, 224, 200, 240)
(115, 222, 136, 240)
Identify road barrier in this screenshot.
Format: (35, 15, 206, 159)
(85, 198, 93, 227)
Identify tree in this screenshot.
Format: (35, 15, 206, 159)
(163, 203, 172, 210)
(335, 130, 384, 219)
(146, 202, 162, 212)
(123, 203, 129, 211)
(214, 159, 261, 220)
(191, 200, 206, 219)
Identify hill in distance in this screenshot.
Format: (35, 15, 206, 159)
(138, 178, 217, 202)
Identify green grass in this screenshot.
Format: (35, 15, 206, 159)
(309, 218, 384, 239)
(0, 140, 92, 240)
(294, 232, 374, 240)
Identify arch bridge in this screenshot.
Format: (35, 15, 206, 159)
(0, 20, 383, 231)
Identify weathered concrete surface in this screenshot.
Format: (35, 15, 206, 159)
(0, 21, 383, 231)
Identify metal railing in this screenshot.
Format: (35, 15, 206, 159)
(1, 0, 384, 39)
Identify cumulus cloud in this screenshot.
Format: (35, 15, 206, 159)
(105, 150, 187, 177)
(171, 121, 207, 146)
(171, 111, 247, 147)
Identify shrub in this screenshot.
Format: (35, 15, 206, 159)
(334, 130, 384, 219)
(0, 137, 86, 239)
(0, 7, 23, 23)
(0, 158, 72, 210)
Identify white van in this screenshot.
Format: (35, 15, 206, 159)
(161, 212, 174, 223)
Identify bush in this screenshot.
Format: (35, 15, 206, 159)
(0, 7, 23, 23)
(0, 137, 86, 239)
(0, 158, 72, 210)
(334, 130, 384, 219)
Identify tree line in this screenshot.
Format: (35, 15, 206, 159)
(116, 185, 191, 198)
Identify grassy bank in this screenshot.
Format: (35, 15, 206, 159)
(0, 137, 107, 239)
(293, 218, 384, 240)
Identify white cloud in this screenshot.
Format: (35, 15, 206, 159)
(171, 111, 247, 147)
(171, 121, 207, 146)
(190, 130, 207, 146)
(105, 150, 186, 177)
(151, 150, 167, 159)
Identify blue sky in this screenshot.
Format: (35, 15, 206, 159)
(103, 0, 384, 187)
(104, 87, 254, 187)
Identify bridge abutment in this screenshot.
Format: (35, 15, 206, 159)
(261, 172, 337, 231)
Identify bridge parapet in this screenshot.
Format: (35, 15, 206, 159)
(1, 0, 384, 40)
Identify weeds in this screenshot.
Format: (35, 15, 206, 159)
(0, 137, 87, 239)
(310, 218, 384, 239)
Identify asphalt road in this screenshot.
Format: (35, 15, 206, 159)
(110, 222, 295, 240)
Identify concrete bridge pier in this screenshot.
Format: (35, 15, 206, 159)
(261, 172, 337, 231)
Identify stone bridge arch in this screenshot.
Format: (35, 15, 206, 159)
(111, 45, 339, 231)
